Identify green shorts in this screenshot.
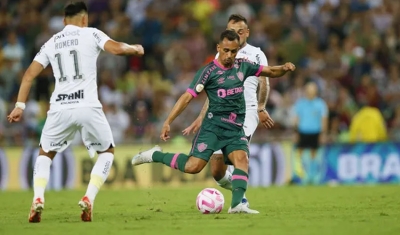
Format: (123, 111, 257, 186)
(188, 123, 249, 165)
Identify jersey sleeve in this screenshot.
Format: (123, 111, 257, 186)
(91, 28, 111, 51)
(33, 44, 50, 68)
(241, 59, 263, 78)
(258, 49, 268, 66)
(187, 65, 212, 98)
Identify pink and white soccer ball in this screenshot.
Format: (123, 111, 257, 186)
(196, 188, 225, 214)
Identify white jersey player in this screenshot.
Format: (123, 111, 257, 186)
(183, 14, 274, 208)
(7, 2, 144, 223)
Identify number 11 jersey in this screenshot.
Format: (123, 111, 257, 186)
(34, 25, 110, 111)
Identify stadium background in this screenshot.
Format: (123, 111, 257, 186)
(0, 0, 399, 191)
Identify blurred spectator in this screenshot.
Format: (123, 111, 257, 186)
(2, 31, 24, 73)
(104, 100, 130, 145)
(271, 92, 296, 130)
(1, 0, 400, 145)
(349, 104, 387, 142)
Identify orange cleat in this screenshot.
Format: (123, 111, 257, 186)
(78, 196, 93, 222)
(28, 198, 44, 223)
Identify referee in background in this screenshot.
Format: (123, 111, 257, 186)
(292, 82, 328, 183)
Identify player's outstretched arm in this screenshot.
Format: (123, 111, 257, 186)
(182, 98, 209, 135)
(259, 62, 296, 78)
(161, 92, 194, 141)
(7, 61, 44, 123)
(104, 40, 144, 56)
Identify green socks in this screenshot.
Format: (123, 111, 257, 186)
(152, 151, 189, 172)
(231, 168, 248, 208)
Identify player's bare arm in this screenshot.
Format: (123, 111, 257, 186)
(257, 76, 274, 128)
(161, 92, 194, 141)
(182, 98, 209, 135)
(7, 61, 44, 123)
(259, 62, 296, 78)
(104, 40, 144, 56)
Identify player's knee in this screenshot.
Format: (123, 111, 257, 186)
(97, 144, 115, 154)
(234, 153, 249, 167)
(185, 157, 207, 174)
(211, 167, 225, 181)
(210, 156, 226, 181)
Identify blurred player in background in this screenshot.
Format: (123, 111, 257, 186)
(7, 1, 144, 223)
(183, 14, 272, 208)
(132, 30, 295, 213)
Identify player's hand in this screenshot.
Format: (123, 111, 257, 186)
(7, 108, 24, 123)
(133, 44, 144, 56)
(258, 110, 274, 128)
(182, 118, 202, 135)
(160, 123, 171, 141)
(282, 62, 296, 72)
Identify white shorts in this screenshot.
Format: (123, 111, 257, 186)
(40, 107, 115, 155)
(213, 109, 259, 154)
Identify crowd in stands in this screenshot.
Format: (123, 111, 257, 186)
(0, 0, 399, 146)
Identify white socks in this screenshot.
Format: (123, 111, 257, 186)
(216, 167, 247, 199)
(85, 152, 114, 202)
(33, 156, 52, 201)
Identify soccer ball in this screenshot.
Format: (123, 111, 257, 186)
(196, 188, 225, 214)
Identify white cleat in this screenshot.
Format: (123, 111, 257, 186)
(131, 145, 162, 166)
(228, 203, 259, 214)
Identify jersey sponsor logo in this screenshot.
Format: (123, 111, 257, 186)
(237, 72, 244, 81)
(54, 30, 80, 42)
(256, 54, 261, 65)
(217, 77, 225, 84)
(197, 143, 208, 152)
(217, 87, 243, 98)
(201, 65, 217, 84)
(216, 70, 224, 75)
(93, 32, 103, 43)
(196, 84, 204, 92)
(207, 112, 213, 119)
(229, 112, 237, 122)
(55, 89, 84, 102)
(228, 75, 235, 80)
(50, 141, 67, 147)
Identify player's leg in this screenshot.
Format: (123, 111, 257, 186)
(132, 127, 218, 173)
(30, 110, 77, 222)
(226, 149, 258, 214)
(309, 133, 320, 184)
(222, 133, 259, 214)
(79, 108, 115, 222)
(132, 145, 209, 173)
(210, 151, 231, 189)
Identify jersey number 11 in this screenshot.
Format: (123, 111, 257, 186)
(55, 50, 83, 83)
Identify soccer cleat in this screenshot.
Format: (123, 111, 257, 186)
(241, 198, 250, 208)
(228, 203, 259, 214)
(28, 198, 44, 223)
(78, 196, 93, 222)
(131, 145, 162, 166)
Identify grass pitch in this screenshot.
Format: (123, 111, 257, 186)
(0, 185, 399, 235)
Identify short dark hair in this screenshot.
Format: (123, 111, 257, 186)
(64, 1, 88, 17)
(219, 30, 240, 43)
(228, 14, 248, 25)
